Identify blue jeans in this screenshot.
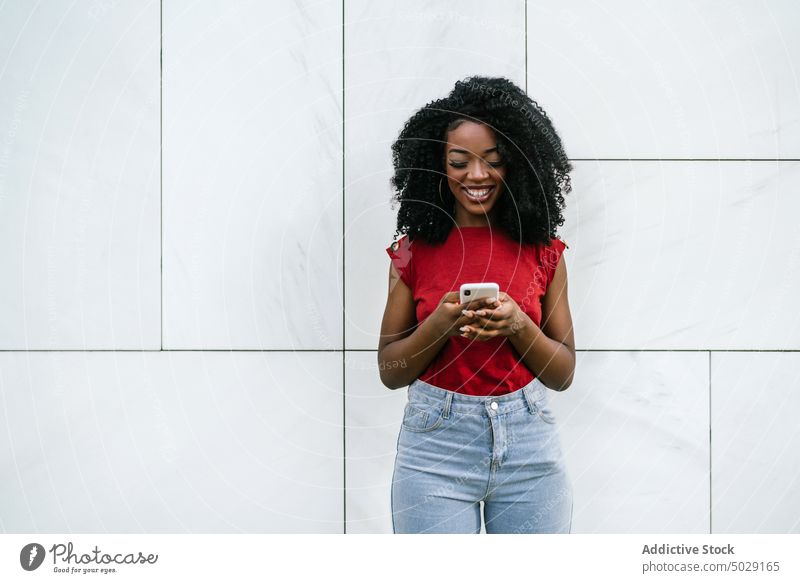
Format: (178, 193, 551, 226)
(391, 376, 573, 534)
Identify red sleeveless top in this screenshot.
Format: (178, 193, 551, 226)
(385, 225, 568, 396)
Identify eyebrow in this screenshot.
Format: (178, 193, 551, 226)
(448, 146, 499, 154)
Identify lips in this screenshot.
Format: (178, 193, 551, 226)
(463, 185, 495, 202)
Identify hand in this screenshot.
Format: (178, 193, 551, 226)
(459, 291, 530, 341)
(427, 292, 502, 339)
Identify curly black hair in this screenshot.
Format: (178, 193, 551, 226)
(389, 75, 572, 247)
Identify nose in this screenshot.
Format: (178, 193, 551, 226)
(466, 158, 490, 181)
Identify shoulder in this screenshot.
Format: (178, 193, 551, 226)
(531, 236, 567, 258)
(546, 236, 568, 250)
(387, 233, 414, 256)
(386, 234, 417, 270)
(537, 237, 569, 285)
(389, 233, 411, 252)
(540, 236, 568, 256)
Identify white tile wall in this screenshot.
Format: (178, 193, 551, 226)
(711, 352, 800, 533)
(556, 351, 709, 533)
(527, 0, 800, 158)
(343, 351, 405, 533)
(162, 0, 343, 349)
(0, 351, 342, 532)
(562, 160, 800, 350)
(0, 1, 160, 349)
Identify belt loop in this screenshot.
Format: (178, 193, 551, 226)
(522, 382, 537, 415)
(442, 390, 453, 418)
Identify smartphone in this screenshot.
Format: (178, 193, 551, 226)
(459, 282, 499, 306)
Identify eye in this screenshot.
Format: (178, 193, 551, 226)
(449, 159, 504, 169)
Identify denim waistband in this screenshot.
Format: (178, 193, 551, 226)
(408, 376, 548, 416)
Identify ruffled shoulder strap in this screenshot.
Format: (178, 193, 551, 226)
(540, 237, 568, 291)
(385, 234, 415, 289)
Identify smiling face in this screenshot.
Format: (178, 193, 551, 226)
(443, 120, 506, 227)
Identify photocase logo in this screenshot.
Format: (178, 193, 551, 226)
(17, 541, 158, 574)
(20, 543, 46, 571)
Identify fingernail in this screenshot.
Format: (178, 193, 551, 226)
(459, 326, 468, 332)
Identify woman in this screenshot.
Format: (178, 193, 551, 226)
(378, 75, 576, 534)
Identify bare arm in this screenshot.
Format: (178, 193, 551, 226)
(377, 263, 449, 390)
(377, 262, 490, 389)
(507, 253, 576, 391)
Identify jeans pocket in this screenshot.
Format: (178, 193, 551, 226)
(533, 395, 557, 425)
(401, 401, 445, 433)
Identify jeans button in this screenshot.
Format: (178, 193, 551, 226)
(490, 401, 498, 410)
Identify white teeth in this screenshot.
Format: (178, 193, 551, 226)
(465, 187, 493, 200)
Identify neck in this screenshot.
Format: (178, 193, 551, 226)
(454, 213, 494, 229)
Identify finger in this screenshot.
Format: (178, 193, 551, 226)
(462, 326, 496, 341)
(460, 322, 490, 335)
(459, 300, 483, 318)
(460, 298, 482, 311)
(473, 299, 509, 319)
(466, 297, 497, 309)
(442, 292, 461, 304)
(462, 296, 500, 315)
(455, 315, 477, 332)
(457, 310, 485, 326)
(470, 316, 503, 330)
(462, 307, 498, 320)
(473, 305, 502, 319)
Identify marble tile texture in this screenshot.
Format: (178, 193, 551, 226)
(0, 351, 342, 532)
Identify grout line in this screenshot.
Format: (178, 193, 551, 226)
(342, 0, 347, 535)
(0, 349, 345, 353)
(569, 158, 800, 162)
(709, 351, 713, 534)
(524, 0, 527, 92)
(159, 0, 164, 351)
(2, 349, 798, 353)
